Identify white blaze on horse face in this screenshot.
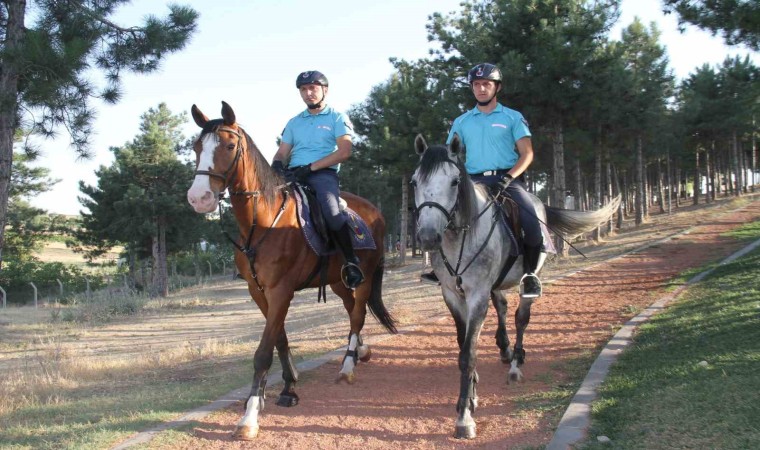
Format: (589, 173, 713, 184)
(187, 133, 218, 213)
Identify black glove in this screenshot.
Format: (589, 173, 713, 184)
(499, 173, 514, 191)
(293, 164, 313, 182)
(271, 160, 287, 178)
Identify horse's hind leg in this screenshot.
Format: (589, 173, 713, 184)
(509, 295, 534, 384)
(490, 290, 513, 364)
(275, 329, 299, 407)
(332, 281, 369, 384)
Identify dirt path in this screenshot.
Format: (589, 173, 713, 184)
(132, 195, 760, 449)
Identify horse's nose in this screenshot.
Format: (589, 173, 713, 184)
(417, 228, 442, 250)
(187, 189, 216, 213)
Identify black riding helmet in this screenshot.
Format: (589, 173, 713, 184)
(467, 63, 502, 84)
(296, 71, 329, 88)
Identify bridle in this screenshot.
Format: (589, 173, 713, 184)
(413, 157, 503, 291)
(413, 159, 464, 231)
(194, 126, 244, 195)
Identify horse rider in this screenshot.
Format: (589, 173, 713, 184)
(271, 70, 365, 289)
(420, 63, 544, 298)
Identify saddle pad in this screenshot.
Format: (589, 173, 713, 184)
(496, 205, 556, 255)
(294, 191, 376, 256)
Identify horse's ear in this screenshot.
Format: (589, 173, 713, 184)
(449, 133, 463, 156)
(414, 134, 427, 156)
(221, 101, 236, 126)
(191, 104, 208, 128)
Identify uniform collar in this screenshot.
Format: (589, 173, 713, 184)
(300, 105, 331, 118)
(471, 103, 504, 116)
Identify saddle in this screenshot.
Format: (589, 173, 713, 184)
(293, 184, 376, 256)
(485, 186, 556, 255)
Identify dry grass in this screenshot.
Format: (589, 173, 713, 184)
(0, 332, 252, 416)
(33, 240, 121, 268)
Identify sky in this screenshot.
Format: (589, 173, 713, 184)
(25, 0, 758, 216)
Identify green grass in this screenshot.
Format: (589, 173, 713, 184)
(580, 223, 760, 449)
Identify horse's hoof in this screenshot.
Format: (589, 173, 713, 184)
(276, 393, 299, 407)
(359, 346, 372, 362)
(508, 371, 524, 384)
(232, 425, 259, 440)
(454, 424, 476, 439)
(336, 371, 356, 384)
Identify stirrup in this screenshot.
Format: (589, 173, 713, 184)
(519, 273, 542, 298)
(341, 262, 365, 289)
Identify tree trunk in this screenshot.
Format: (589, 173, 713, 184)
(613, 165, 623, 230)
(399, 174, 409, 266)
(152, 216, 169, 297)
(705, 140, 713, 203)
(656, 158, 665, 214)
(0, 0, 27, 270)
(574, 155, 582, 211)
(665, 148, 672, 215)
(732, 130, 741, 197)
(752, 114, 757, 193)
(675, 160, 681, 208)
(635, 135, 644, 225)
(592, 129, 602, 241)
(694, 148, 701, 205)
(551, 122, 568, 256)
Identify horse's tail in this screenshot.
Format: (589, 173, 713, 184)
(367, 256, 398, 334)
(544, 195, 621, 238)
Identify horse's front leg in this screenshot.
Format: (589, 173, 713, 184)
(275, 329, 299, 407)
(490, 290, 513, 364)
(454, 290, 489, 439)
(233, 292, 292, 440)
(509, 295, 534, 384)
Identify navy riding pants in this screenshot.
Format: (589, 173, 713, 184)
(471, 175, 543, 248)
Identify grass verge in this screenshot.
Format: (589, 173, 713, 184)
(580, 223, 760, 449)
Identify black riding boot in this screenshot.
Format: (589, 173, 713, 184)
(520, 244, 543, 298)
(333, 224, 365, 289)
(420, 270, 440, 285)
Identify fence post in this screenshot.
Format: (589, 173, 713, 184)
(0, 285, 5, 309)
(207, 261, 212, 278)
(56, 278, 64, 297)
(85, 278, 91, 300)
(30, 282, 38, 309)
(222, 260, 226, 276)
(123, 274, 129, 290)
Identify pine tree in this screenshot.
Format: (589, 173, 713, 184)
(77, 103, 206, 297)
(0, 0, 199, 268)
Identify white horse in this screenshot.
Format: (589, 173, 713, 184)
(412, 134, 619, 439)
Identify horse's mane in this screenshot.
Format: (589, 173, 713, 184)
(417, 144, 480, 227)
(200, 119, 281, 205)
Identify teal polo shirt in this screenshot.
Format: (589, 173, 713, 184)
(281, 106, 353, 170)
(446, 103, 531, 174)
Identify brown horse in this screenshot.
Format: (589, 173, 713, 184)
(186, 101, 397, 440)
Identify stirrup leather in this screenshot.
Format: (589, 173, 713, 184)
(341, 261, 365, 289)
(519, 273, 542, 298)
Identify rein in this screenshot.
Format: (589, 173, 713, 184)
(415, 159, 504, 291)
(218, 189, 289, 292)
(197, 125, 290, 292)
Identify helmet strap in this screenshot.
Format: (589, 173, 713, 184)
(474, 82, 500, 106)
(307, 87, 326, 110)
